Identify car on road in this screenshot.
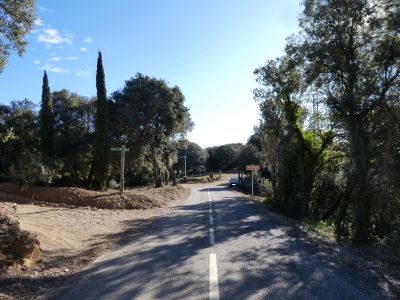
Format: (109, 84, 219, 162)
(229, 177, 239, 187)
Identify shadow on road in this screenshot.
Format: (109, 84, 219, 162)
(41, 186, 391, 299)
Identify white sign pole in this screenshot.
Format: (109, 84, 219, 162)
(120, 145, 125, 194)
(251, 169, 254, 197)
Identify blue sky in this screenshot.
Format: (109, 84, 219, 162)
(0, 0, 301, 148)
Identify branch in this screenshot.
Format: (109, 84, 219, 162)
(0, 3, 34, 27)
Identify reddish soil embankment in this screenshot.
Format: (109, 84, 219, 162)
(0, 183, 185, 209)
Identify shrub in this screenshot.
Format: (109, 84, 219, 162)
(7, 152, 57, 186)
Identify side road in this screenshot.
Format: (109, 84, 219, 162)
(45, 182, 396, 299)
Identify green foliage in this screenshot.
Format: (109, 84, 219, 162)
(183, 175, 208, 184)
(8, 151, 57, 185)
(39, 71, 54, 159)
(240, 172, 261, 195)
(238, 144, 261, 172)
(258, 179, 274, 201)
(254, 0, 400, 244)
(298, 0, 400, 244)
(94, 51, 109, 190)
(206, 143, 244, 171)
(0, 0, 36, 72)
(302, 219, 335, 238)
(247, 130, 262, 151)
(52, 89, 95, 186)
(1, 54, 194, 191)
(0, 100, 39, 182)
(174, 141, 207, 176)
(111, 73, 192, 187)
(255, 57, 333, 219)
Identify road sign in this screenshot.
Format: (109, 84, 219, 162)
(111, 147, 129, 152)
(246, 165, 260, 197)
(246, 164, 260, 171)
(111, 145, 129, 194)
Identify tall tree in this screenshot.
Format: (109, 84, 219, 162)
(254, 58, 333, 219)
(0, 0, 36, 72)
(112, 74, 192, 187)
(52, 89, 95, 186)
(176, 142, 207, 175)
(296, 0, 400, 243)
(253, 0, 400, 244)
(0, 99, 39, 181)
(93, 51, 109, 190)
(39, 71, 54, 159)
(206, 143, 244, 172)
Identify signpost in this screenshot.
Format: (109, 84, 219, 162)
(111, 145, 129, 194)
(246, 164, 260, 197)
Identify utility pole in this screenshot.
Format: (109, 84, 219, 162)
(111, 145, 129, 194)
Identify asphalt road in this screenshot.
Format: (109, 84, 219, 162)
(47, 182, 394, 299)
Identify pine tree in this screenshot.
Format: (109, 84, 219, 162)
(39, 70, 54, 159)
(93, 51, 109, 190)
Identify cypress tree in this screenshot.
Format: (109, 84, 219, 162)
(93, 51, 109, 190)
(39, 70, 54, 159)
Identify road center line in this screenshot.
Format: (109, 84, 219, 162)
(209, 253, 220, 300)
(208, 188, 213, 226)
(208, 188, 220, 299)
(208, 189, 215, 243)
(209, 228, 215, 245)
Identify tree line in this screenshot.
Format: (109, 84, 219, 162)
(252, 0, 400, 245)
(0, 52, 195, 189)
(1, 0, 398, 245)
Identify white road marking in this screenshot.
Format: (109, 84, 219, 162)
(208, 188, 214, 226)
(208, 188, 220, 299)
(209, 253, 220, 300)
(209, 228, 215, 245)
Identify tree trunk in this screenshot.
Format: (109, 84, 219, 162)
(153, 167, 162, 188)
(164, 152, 177, 186)
(151, 148, 162, 188)
(301, 167, 315, 219)
(350, 118, 371, 243)
(72, 165, 79, 187)
(322, 197, 342, 220)
(86, 160, 95, 188)
(352, 137, 371, 244)
(335, 176, 354, 237)
(167, 165, 177, 186)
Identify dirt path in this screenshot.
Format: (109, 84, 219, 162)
(18, 205, 172, 267)
(0, 194, 186, 300)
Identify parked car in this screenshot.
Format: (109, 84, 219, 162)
(229, 177, 239, 187)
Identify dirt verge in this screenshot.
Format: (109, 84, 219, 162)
(0, 185, 187, 299)
(0, 183, 184, 209)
